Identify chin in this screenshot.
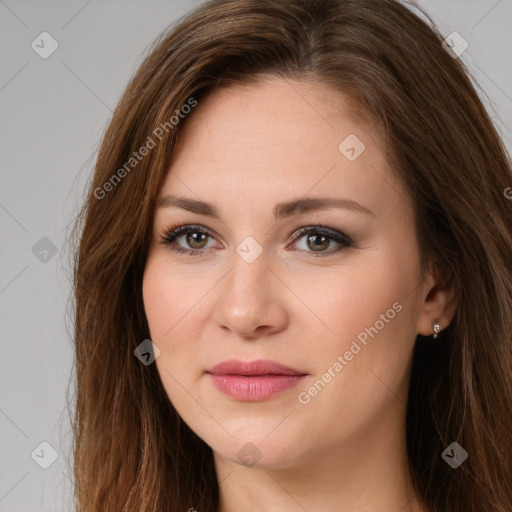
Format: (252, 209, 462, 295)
(207, 427, 306, 470)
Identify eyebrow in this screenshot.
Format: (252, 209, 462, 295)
(157, 194, 375, 219)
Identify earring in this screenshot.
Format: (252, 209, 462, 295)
(432, 321, 442, 339)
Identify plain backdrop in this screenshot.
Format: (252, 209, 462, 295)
(1, 0, 511, 510)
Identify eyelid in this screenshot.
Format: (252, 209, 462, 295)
(290, 225, 353, 246)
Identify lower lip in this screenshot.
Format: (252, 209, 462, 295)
(208, 374, 307, 401)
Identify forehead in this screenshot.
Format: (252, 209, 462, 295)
(172, 78, 372, 154)
(158, 78, 403, 219)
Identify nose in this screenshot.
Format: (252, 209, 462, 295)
(212, 250, 289, 339)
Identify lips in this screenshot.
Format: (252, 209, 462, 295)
(206, 359, 308, 401)
(208, 359, 306, 376)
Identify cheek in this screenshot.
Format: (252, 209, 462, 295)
(298, 253, 415, 342)
(142, 263, 173, 341)
(143, 256, 207, 338)
(142, 259, 204, 413)
(142, 258, 205, 370)
(289, 258, 420, 445)
(300, 250, 420, 387)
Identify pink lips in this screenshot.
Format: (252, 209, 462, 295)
(206, 359, 308, 401)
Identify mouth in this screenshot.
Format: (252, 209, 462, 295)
(205, 359, 308, 401)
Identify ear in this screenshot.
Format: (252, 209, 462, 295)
(416, 261, 458, 337)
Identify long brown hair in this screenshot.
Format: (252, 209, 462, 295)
(66, 0, 512, 510)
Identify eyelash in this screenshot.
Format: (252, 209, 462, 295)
(158, 223, 354, 258)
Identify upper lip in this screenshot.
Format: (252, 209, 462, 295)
(207, 359, 307, 376)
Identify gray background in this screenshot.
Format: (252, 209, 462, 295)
(1, 1, 511, 510)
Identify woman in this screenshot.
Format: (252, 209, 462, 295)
(68, 0, 512, 510)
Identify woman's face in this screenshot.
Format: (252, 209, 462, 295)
(143, 78, 436, 469)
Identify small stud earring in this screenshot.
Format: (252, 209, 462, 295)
(432, 321, 442, 339)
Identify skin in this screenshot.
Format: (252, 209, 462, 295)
(142, 77, 457, 512)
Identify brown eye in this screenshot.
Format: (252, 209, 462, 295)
(291, 226, 353, 257)
(306, 233, 330, 252)
(185, 231, 209, 249)
(160, 224, 216, 256)
(160, 224, 353, 258)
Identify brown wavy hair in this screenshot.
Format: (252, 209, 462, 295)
(66, 0, 512, 510)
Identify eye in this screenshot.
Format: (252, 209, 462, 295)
(289, 225, 353, 257)
(158, 224, 218, 256)
(158, 223, 353, 257)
